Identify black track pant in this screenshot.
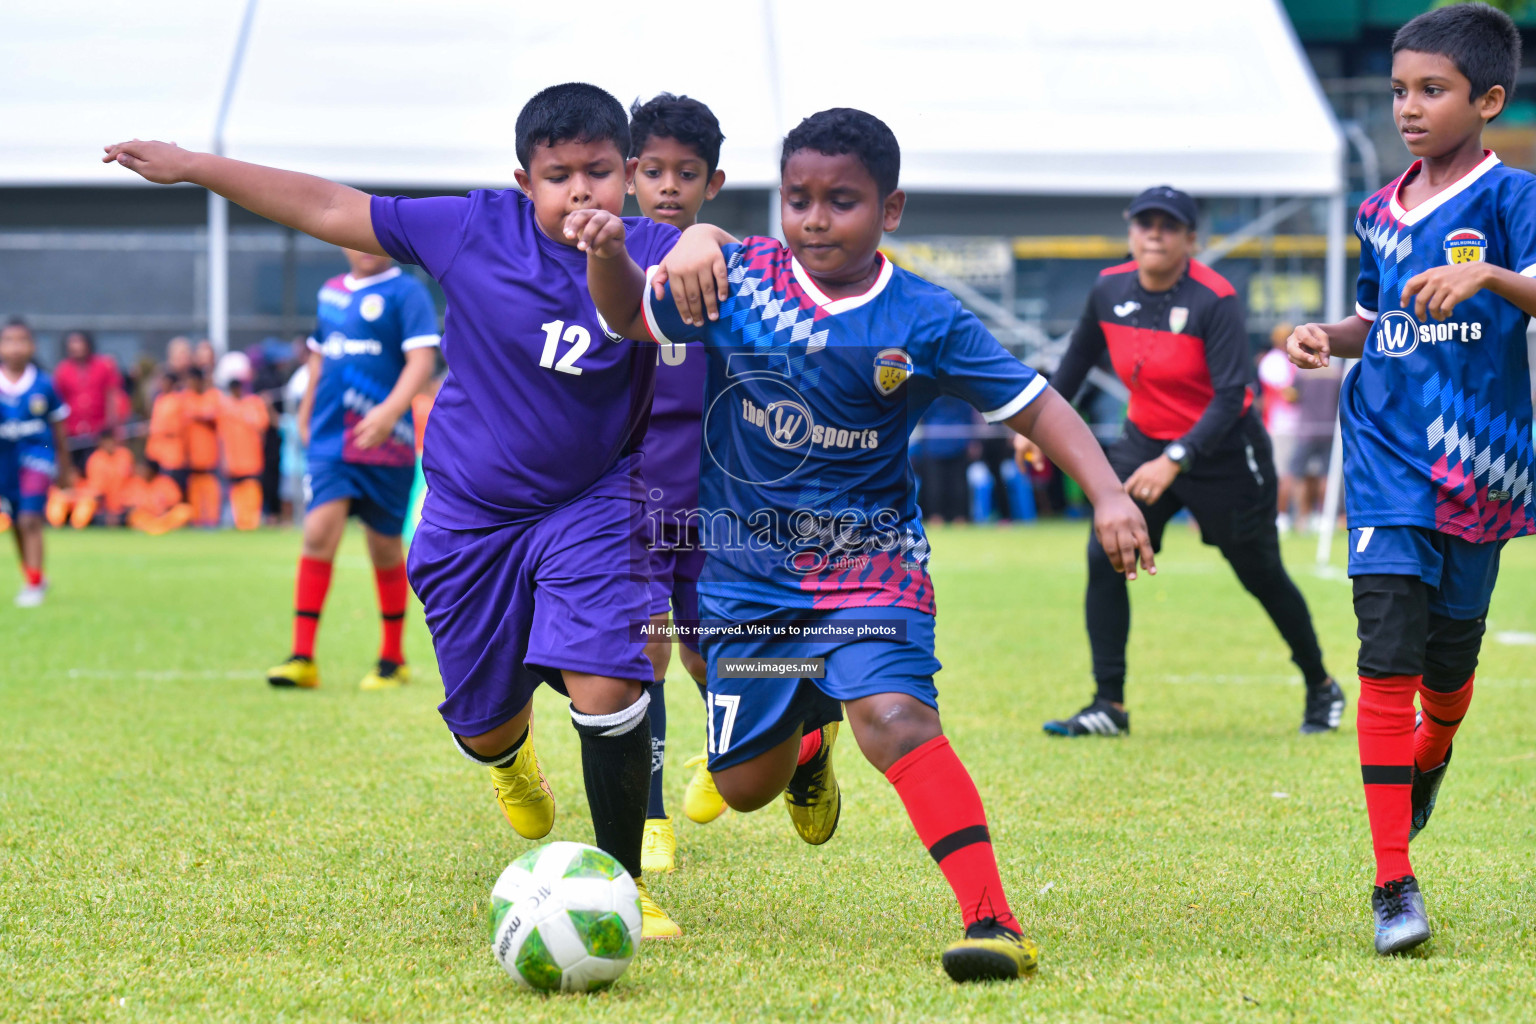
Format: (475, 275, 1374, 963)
(1085, 416, 1328, 704)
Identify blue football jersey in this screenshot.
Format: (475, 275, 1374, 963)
(307, 266, 440, 468)
(1349, 152, 1536, 542)
(643, 237, 1044, 611)
(0, 364, 67, 473)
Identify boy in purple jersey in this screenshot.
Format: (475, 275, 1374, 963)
(1288, 4, 1536, 955)
(0, 318, 75, 608)
(627, 93, 728, 873)
(572, 108, 1154, 981)
(266, 247, 439, 693)
(105, 83, 684, 938)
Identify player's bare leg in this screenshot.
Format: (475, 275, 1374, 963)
(846, 693, 1039, 982)
(268, 499, 348, 688)
(563, 671, 679, 938)
(358, 525, 410, 690)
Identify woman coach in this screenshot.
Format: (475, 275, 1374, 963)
(1019, 185, 1344, 738)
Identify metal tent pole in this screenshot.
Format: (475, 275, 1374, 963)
(1316, 190, 1351, 567)
(207, 0, 260, 357)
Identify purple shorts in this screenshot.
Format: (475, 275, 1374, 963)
(407, 494, 655, 736)
(646, 525, 705, 652)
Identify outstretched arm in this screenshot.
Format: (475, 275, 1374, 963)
(103, 140, 383, 255)
(568, 210, 651, 341)
(1006, 387, 1155, 580)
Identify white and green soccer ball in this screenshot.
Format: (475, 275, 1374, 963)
(489, 841, 642, 993)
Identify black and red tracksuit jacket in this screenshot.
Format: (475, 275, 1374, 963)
(1052, 258, 1255, 455)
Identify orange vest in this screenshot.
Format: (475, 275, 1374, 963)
(146, 391, 186, 470)
(121, 474, 182, 515)
(84, 446, 134, 508)
(183, 390, 221, 472)
(218, 393, 269, 478)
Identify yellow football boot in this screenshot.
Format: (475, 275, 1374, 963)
(359, 660, 410, 691)
(641, 816, 676, 873)
(635, 878, 682, 939)
(682, 752, 727, 824)
(784, 722, 840, 845)
(267, 655, 319, 689)
(942, 919, 1041, 982)
(488, 735, 555, 840)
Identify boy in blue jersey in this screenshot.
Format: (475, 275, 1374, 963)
(627, 93, 729, 872)
(266, 247, 439, 692)
(1288, 3, 1536, 955)
(574, 108, 1154, 981)
(0, 318, 75, 607)
(105, 83, 686, 937)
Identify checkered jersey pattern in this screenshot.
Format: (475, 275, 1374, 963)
(1419, 371, 1534, 540)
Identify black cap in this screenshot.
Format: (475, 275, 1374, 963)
(1126, 185, 1197, 229)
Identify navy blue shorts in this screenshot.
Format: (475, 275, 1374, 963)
(0, 461, 52, 517)
(698, 596, 940, 771)
(1348, 525, 1504, 618)
(408, 494, 655, 736)
(647, 526, 705, 652)
(305, 459, 414, 536)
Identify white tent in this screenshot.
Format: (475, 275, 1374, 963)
(3, 0, 1341, 196)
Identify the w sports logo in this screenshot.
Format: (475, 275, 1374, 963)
(1376, 310, 1420, 358)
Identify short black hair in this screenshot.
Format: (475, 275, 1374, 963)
(515, 82, 630, 169)
(629, 93, 725, 175)
(3, 315, 30, 333)
(1394, 2, 1522, 114)
(65, 328, 95, 354)
(780, 108, 900, 197)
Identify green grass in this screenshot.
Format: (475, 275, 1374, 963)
(2, 521, 1534, 1023)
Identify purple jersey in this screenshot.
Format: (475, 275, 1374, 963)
(1350, 152, 1536, 542)
(370, 191, 679, 529)
(643, 340, 706, 517)
(307, 266, 440, 468)
(643, 237, 1044, 611)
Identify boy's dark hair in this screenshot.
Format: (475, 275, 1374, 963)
(1394, 2, 1522, 114)
(780, 108, 900, 197)
(66, 329, 95, 354)
(629, 93, 725, 174)
(515, 82, 630, 169)
(3, 315, 31, 333)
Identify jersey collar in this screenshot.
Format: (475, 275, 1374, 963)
(1389, 150, 1500, 226)
(344, 266, 402, 291)
(790, 252, 893, 314)
(0, 364, 36, 397)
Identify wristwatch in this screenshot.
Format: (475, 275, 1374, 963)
(1164, 441, 1192, 473)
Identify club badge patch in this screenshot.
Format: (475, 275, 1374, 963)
(29, 394, 47, 417)
(1168, 306, 1189, 335)
(874, 348, 913, 395)
(359, 293, 385, 322)
(1444, 228, 1488, 265)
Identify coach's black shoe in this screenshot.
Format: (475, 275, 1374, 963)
(1300, 677, 1346, 734)
(1043, 699, 1128, 737)
(1409, 714, 1453, 842)
(1372, 875, 1430, 955)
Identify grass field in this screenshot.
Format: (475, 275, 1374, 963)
(3, 521, 1534, 1023)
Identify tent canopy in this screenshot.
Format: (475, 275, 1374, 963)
(0, 0, 1343, 196)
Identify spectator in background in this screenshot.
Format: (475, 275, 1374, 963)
(219, 366, 271, 530)
(914, 396, 974, 524)
(194, 339, 217, 376)
(277, 357, 310, 525)
(1258, 323, 1301, 532)
(145, 371, 187, 497)
(165, 336, 193, 377)
(52, 329, 125, 475)
(1291, 362, 1343, 532)
(121, 458, 192, 535)
(182, 367, 221, 527)
(48, 429, 134, 528)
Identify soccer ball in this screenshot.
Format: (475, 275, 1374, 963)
(488, 841, 642, 992)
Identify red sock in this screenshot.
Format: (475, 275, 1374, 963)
(885, 736, 1015, 929)
(23, 566, 42, 587)
(1416, 675, 1472, 772)
(797, 727, 823, 766)
(374, 563, 408, 664)
(1358, 674, 1418, 886)
(292, 556, 333, 658)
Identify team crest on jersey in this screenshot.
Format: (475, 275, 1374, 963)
(358, 294, 385, 322)
(28, 394, 47, 417)
(1443, 228, 1488, 265)
(1168, 306, 1189, 335)
(873, 348, 912, 395)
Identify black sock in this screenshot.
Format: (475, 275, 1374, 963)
(1095, 676, 1125, 706)
(646, 681, 667, 819)
(570, 696, 652, 878)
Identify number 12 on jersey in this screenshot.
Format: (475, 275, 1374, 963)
(704, 693, 740, 755)
(538, 320, 590, 375)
